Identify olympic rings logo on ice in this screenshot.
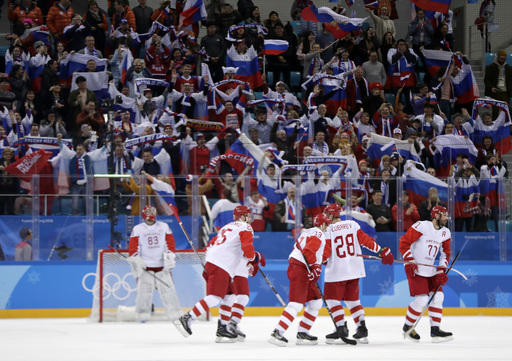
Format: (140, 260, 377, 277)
(82, 272, 137, 300)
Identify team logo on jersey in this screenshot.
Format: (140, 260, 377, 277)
(442, 231, 446, 237)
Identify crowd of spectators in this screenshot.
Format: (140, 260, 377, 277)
(0, 0, 510, 235)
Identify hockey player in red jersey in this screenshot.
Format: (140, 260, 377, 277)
(128, 205, 181, 322)
(174, 205, 265, 343)
(268, 213, 331, 347)
(400, 205, 453, 343)
(323, 203, 394, 344)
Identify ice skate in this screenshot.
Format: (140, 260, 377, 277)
(352, 320, 369, 344)
(430, 326, 453, 343)
(268, 329, 288, 346)
(174, 313, 192, 337)
(215, 320, 238, 343)
(296, 332, 318, 345)
(403, 324, 420, 342)
(325, 322, 348, 345)
(228, 320, 246, 342)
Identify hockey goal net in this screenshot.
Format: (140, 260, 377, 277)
(89, 249, 206, 322)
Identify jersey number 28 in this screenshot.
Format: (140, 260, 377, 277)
(333, 233, 355, 258)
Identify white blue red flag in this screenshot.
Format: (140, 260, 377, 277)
(263, 40, 289, 56)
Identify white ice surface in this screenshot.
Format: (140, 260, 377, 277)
(2, 316, 512, 361)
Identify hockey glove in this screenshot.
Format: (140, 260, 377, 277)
(127, 255, 146, 278)
(163, 252, 176, 270)
(404, 263, 418, 278)
(433, 268, 449, 288)
(378, 247, 394, 265)
(308, 264, 322, 283)
(248, 252, 266, 277)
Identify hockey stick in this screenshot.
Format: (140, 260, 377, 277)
(357, 254, 468, 280)
(258, 268, 286, 307)
(293, 238, 357, 346)
(404, 238, 470, 338)
(170, 205, 206, 272)
(107, 245, 171, 288)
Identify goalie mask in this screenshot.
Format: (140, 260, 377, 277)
(233, 205, 253, 223)
(142, 205, 157, 222)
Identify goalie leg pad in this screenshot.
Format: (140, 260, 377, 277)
(135, 271, 155, 322)
(155, 270, 182, 321)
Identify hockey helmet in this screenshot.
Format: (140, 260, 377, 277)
(142, 205, 157, 222)
(314, 213, 331, 227)
(233, 205, 252, 223)
(431, 205, 448, 220)
(324, 203, 342, 218)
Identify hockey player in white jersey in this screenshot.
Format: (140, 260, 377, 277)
(268, 213, 331, 347)
(128, 205, 181, 322)
(174, 205, 265, 343)
(400, 205, 453, 343)
(323, 203, 394, 344)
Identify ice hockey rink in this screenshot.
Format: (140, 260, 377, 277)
(2, 315, 511, 361)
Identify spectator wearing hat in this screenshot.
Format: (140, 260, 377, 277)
(15, 227, 33, 261)
(47, 0, 74, 41)
(484, 49, 512, 108)
(391, 190, 420, 231)
(8, 0, 43, 26)
(362, 81, 385, 118)
(68, 76, 98, 137)
(112, 0, 136, 31)
(362, 50, 386, 86)
(392, 127, 402, 140)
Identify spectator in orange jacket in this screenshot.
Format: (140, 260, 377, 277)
(47, 0, 74, 41)
(8, 0, 44, 25)
(112, 0, 137, 31)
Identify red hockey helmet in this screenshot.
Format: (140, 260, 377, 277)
(233, 205, 252, 223)
(314, 213, 331, 227)
(142, 205, 157, 222)
(431, 205, 448, 220)
(324, 203, 342, 218)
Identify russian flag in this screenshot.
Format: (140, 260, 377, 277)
(472, 98, 512, 155)
(367, 133, 420, 165)
(179, 0, 207, 27)
(345, 0, 354, 6)
(363, 0, 379, 9)
(422, 49, 452, 77)
(340, 211, 376, 238)
(32, 26, 52, 45)
(148, 176, 177, 215)
(108, 82, 141, 124)
(453, 176, 480, 219)
(263, 40, 289, 56)
(411, 0, 451, 14)
(431, 134, 478, 177)
(451, 55, 479, 104)
(226, 45, 263, 89)
(301, 5, 367, 32)
(299, 178, 322, 216)
(211, 200, 240, 231)
(403, 163, 448, 205)
(71, 72, 110, 105)
(59, 53, 107, 81)
(120, 51, 134, 85)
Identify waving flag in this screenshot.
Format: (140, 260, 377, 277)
(411, 0, 451, 14)
(108, 82, 141, 124)
(59, 53, 107, 81)
(472, 98, 512, 154)
(226, 45, 263, 88)
(367, 133, 420, 164)
(453, 176, 480, 219)
(120, 51, 134, 85)
(5, 149, 52, 182)
(263, 40, 289, 55)
(431, 134, 478, 177)
(403, 164, 448, 206)
(422, 49, 453, 77)
(179, 0, 207, 27)
(345, 0, 354, 6)
(149, 177, 177, 215)
(301, 5, 367, 32)
(451, 54, 479, 104)
(363, 0, 379, 9)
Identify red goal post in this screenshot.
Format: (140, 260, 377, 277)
(89, 249, 207, 322)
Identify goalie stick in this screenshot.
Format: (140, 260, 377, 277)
(107, 245, 171, 288)
(404, 238, 470, 339)
(293, 237, 357, 346)
(357, 254, 468, 280)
